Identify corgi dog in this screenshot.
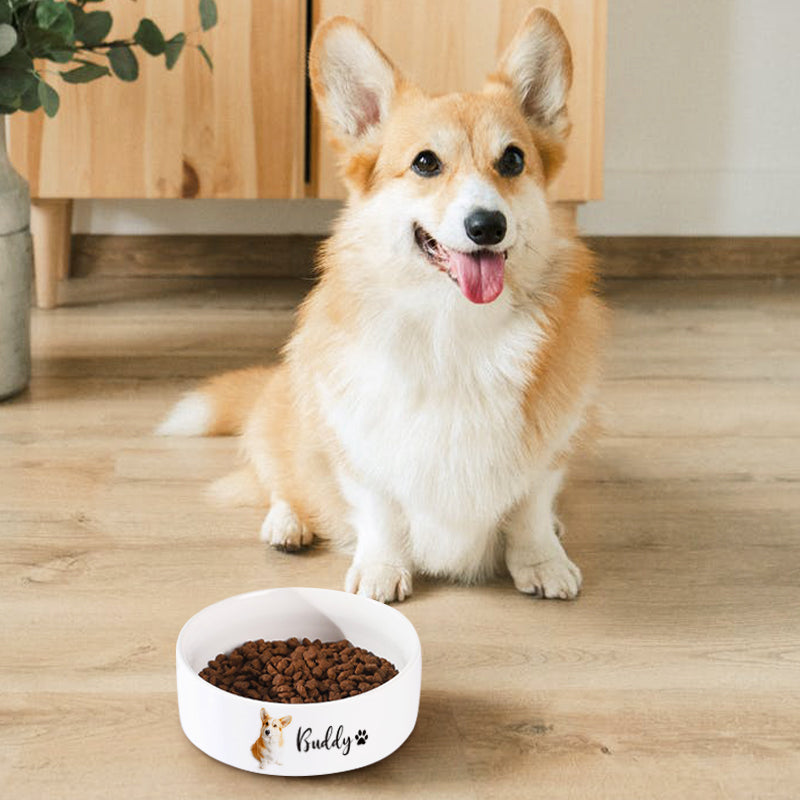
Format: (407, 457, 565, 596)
(251, 710, 292, 768)
(157, 8, 607, 603)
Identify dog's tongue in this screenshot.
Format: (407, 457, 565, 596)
(448, 250, 505, 304)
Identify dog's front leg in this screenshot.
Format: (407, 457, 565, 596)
(340, 472, 412, 603)
(505, 468, 582, 600)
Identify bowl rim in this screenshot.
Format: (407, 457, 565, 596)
(176, 586, 422, 710)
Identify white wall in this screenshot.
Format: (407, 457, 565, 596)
(74, 1, 800, 238)
(578, 0, 800, 235)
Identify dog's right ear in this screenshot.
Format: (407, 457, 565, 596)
(309, 17, 400, 148)
(260, 708, 269, 723)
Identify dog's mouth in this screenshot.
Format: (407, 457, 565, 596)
(414, 225, 507, 304)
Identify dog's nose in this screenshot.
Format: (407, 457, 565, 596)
(264, 728, 270, 735)
(464, 209, 507, 246)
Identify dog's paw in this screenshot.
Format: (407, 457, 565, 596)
(259, 501, 313, 551)
(345, 562, 412, 603)
(509, 555, 582, 600)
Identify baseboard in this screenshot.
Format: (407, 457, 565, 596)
(71, 234, 800, 280)
(71, 234, 323, 279)
(587, 236, 800, 278)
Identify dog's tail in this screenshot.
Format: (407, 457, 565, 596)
(155, 366, 273, 438)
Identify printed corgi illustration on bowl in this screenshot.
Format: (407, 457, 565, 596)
(251, 709, 293, 768)
(158, 8, 607, 604)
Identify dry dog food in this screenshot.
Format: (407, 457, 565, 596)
(199, 637, 399, 703)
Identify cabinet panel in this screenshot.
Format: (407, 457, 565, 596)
(8, 0, 307, 199)
(311, 0, 606, 202)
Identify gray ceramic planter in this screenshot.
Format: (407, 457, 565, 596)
(0, 116, 32, 400)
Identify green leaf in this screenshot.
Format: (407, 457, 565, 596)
(35, 0, 63, 28)
(0, 47, 33, 70)
(60, 61, 109, 83)
(199, 0, 217, 31)
(74, 10, 112, 46)
(23, 26, 73, 60)
(134, 18, 165, 56)
(0, 48, 33, 71)
(66, 2, 84, 26)
(46, 48, 75, 63)
(0, 49, 35, 104)
(35, 0, 75, 40)
(196, 43, 213, 71)
(164, 33, 185, 70)
(108, 44, 138, 81)
(0, 78, 29, 106)
(0, 4, 11, 25)
(37, 79, 59, 116)
(0, 23, 16, 58)
(20, 82, 41, 112)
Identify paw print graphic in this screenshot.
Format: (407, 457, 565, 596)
(355, 729, 368, 746)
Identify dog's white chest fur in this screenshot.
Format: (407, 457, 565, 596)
(321, 290, 543, 576)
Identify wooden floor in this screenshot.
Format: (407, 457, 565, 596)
(2, 273, 799, 799)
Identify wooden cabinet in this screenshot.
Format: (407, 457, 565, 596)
(9, 0, 308, 200)
(7, 0, 605, 307)
(311, 0, 606, 202)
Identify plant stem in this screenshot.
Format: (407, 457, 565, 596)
(75, 39, 135, 52)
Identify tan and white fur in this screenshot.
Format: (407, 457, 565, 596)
(251, 710, 292, 768)
(157, 9, 607, 604)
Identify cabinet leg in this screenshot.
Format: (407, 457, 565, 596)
(31, 199, 72, 309)
(556, 201, 579, 229)
(58, 199, 73, 280)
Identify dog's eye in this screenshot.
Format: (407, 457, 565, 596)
(411, 150, 442, 177)
(496, 145, 525, 177)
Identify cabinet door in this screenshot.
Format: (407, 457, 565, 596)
(8, 0, 307, 199)
(311, 0, 606, 202)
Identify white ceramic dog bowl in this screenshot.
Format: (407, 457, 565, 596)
(176, 587, 421, 775)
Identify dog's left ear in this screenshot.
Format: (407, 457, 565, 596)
(488, 8, 573, 178)
(309, 17, 400, 147)
(278, 715, 292, 728)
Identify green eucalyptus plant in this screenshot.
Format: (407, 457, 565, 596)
(0, 0, 217, 117)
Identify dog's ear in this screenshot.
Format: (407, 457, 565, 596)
(260, 708, 269, 723)
(278, 715, 292, 728)
(309, 17, 400, 147)
(488, 8, 573, 179)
